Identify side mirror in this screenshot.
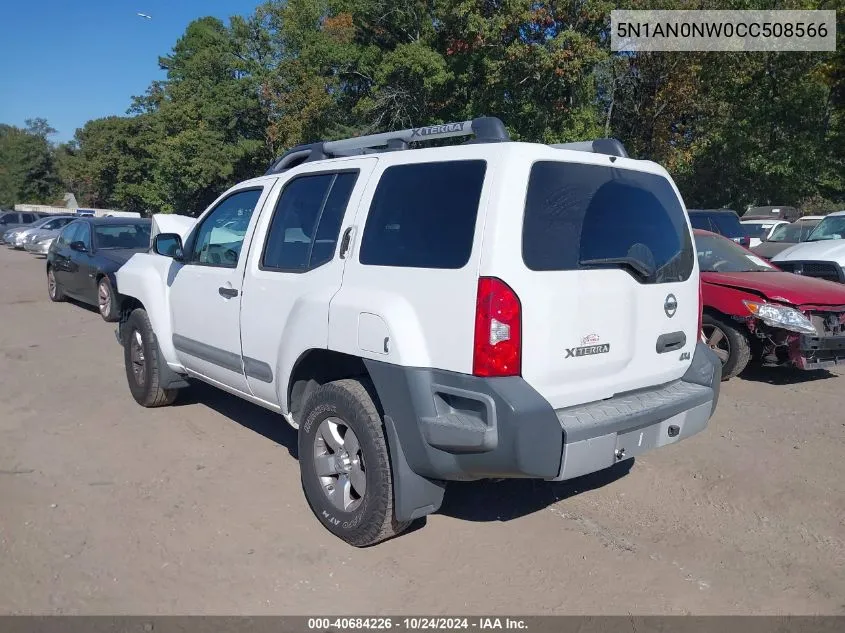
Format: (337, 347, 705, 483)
(69, 240, 87, 252)
(153, 233, 184, 260)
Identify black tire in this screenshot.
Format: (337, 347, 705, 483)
(299, 378, 410, 547)
(702, 314, 752, 380)
(97, 276, 120, 322)
(47, 266, 65, 302)
(123, 308, 179, 407)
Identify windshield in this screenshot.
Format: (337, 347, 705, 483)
(767, 221, 817, 243)
(807, 216, 845, 242)
(695, 233, 776, 273)
(742, 223, 775, 238)
(94, 223, 151, 249)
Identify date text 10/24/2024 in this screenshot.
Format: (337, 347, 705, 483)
(308, 618, 528, 631)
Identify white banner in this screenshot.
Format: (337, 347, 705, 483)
(611, 10, 836, 52)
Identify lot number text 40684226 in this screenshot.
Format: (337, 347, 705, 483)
(307, 617, 528, 631)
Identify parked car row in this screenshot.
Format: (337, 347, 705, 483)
(5, 214, 153, 321)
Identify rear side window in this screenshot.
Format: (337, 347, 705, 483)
(262, 171, 358, 272)
(523, 162, 694, 283)
(360, 160, 487, 269)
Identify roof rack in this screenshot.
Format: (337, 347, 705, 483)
(265, 116, 510, 174)
(551, 139, 628, 158)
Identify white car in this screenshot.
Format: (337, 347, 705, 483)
(115, 118, 721, 546)
(741, 218, 789, 248)
(772, 211, 845, 283)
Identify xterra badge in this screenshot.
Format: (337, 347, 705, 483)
(565, 343, 611, 358)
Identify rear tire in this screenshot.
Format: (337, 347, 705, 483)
(97, 277, 120, 322)
(702, 314, 752, 380)
(123, 308, 179, 407)
(298, 378, 410, 547)
(47, 266, 65, 302)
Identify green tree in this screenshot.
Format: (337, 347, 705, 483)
(0, 121, 61, 208)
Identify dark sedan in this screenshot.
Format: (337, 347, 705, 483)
(46, 218, 151, 321)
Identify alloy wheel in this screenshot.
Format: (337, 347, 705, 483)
(313, 417, 366, 512)
(98, 281, 111, 317)
(703, 324, 730, 365)
(47, 269, 56, 298)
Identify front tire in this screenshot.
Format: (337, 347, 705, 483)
(123, 308, 178, 407)
(702, 314, 752, 380)
(47, 266, 65, 302)
(299, 379, 410, 547)
(97, 277, 119, 322)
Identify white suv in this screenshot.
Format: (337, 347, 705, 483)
(116, 118, 721, 546)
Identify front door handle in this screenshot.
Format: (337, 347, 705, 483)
(218, 286, 239, 299)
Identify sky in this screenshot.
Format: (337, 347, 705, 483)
(0, 0, 261, 142)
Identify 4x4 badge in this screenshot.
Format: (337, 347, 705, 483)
(664, 294, 678, 318)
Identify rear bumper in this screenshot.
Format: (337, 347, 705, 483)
(365, 342, 720, 521)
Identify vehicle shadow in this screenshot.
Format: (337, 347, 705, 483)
(739, 365, 839, 385)
(171, 382, 633, 528)
(176, 381, 298, 460)
(66, 296, 99, 315)
(436, 459, 634, 522)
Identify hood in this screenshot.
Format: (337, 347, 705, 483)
(98, 247, 148, 266)
(751, 241, 793, 259)
(151, 213, 195, 241)
(702, 270, 845, 306)
(773, 239, 845, 263)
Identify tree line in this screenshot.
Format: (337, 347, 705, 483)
(1, 0, 842, 216)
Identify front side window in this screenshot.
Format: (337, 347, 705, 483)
(523, 162, 694, 283)
(360, 160, 487, 269)
(262, 172, 358, 272)
(58, 222, 79, 246)
(94, 223, 151, 249)
(189, 189, 262, 267)
(77, 223, 92, 249)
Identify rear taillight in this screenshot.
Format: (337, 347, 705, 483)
(473, 277, 521, 377)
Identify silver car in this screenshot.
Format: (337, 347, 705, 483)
(12, 216, 77, 250)
(24, 231, 60, 256)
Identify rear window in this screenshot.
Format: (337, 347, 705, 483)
(360, 160, 486, 269)
(522, 162, 694, 283)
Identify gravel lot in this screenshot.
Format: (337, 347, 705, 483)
(1, 246, 843, 615)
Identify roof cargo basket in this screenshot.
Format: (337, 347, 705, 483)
(551, 138, 628, 158)
(265, 116, 509, 174)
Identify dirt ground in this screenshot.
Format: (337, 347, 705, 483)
(0, 246, 843, 615)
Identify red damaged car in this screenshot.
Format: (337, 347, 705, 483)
(695, 230, 845, 379)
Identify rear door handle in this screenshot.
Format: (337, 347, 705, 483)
(656, 331, 687, 354)
(218, 286, 239, 298)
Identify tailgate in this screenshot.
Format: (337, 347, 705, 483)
(511, 159, 698, 409)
